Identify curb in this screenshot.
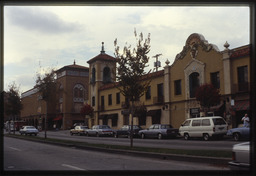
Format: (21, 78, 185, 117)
(5, 135, 230, 167)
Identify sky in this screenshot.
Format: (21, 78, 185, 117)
(4, 5, 250, 93)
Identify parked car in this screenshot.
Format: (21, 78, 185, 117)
(179, 116, 228, 141)
(70, 126, 89, 136)
(114, 125, 142, 138)
(87, 125, 114, 137)
(138, 124, 179, 139)
(229, 142, 250, 170)
(19, 126, 39, 136)
(226, 126, 250, 141)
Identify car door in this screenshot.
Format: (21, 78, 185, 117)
(152, 125, 160, 137)
(190, 119, 201, 137)
(145, 125, 154, 136)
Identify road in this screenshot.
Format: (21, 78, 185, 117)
(37, 130, 240, 151)
(4, 137, 229, 171)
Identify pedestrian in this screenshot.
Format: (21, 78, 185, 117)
(241, 114, 250, 127)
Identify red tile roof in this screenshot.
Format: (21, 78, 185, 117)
(230, 45, 250, 58)
(87, 53, 116, 64)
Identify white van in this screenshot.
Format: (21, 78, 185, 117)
(179, 116, 228, 141)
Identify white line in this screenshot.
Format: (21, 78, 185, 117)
(61, 164, 85, 170)
(9, 147, 21, 151)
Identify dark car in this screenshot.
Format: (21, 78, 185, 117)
(226, 127, 250, 141)
(114, 125, 142, 138)
(138, 124, 179, 139)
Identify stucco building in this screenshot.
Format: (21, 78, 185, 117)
(20, 33, 250, 130)
(87, 33, 250, 129)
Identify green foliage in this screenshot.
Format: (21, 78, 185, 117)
(4, 82, 23, 116)
(35, 69, 57, 102)
(114, 30, 152, 102)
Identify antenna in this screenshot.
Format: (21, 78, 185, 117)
(153, 54, 162, 71)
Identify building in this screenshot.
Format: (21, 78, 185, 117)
(87, 33, 250, 129)
(20, 33, 250, 130)
(20, 61, 89, 130)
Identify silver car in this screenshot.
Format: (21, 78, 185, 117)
(19, 126, 39, 136)
(229, 142, 250, 170)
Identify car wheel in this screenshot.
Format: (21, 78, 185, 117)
(184, 133, 189, 140)
(203, 133, 210, 141)
(141, 133, 145, 139)
(114, 133, 118, 138)
(233, 133, 240, 141)
(158, 133, 162, 139)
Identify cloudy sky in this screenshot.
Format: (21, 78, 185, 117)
(4, 5, 250, 93)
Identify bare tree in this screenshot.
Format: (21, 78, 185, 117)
(114, 30, 152, 147)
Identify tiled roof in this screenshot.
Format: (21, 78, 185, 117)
(230, 45, 250, 58)
(87, 53, 116, 64)
(56, 63, 89, 73)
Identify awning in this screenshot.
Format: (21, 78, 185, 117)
(147, 109, 161, 116)
(53, 116, 63, 121)
(232, 100, 250, 111)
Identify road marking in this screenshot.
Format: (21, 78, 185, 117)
(61, 164, 85, 170)
(9, 147, 21, 151)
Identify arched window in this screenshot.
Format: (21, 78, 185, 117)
(189, 72, 200, 98)
(91, 67, 96, 83)
(73, 84, 84, 102)
(103, 67, 111, 83)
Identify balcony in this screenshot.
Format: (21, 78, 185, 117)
(153, 96, 164, 104)
(232, 82, 250, 93)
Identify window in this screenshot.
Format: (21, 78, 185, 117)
(192, 120, 201, 126)
(91, 67, 96, 83)
(211, 72, 220, 89)
(182, 120, 191, 126)
(101, 96, 104, 106)
(73, 84, 84, 102)
(108, 94, 112, 105)
(103, 67, 111, 83)
(174, 80, 182, 95)
(146, 86, 151, 100)
(92, 96, 95, 106)
(237, 66, 248, 91)
(154, 125, 159, 129)
(189, 72, 200, 98)
(116, 93, 120, 104)
(202, 119, 210, 126)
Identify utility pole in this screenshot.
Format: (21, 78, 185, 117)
(153, 54, 162, 72)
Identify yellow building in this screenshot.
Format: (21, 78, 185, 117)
(87, 34, 250, 129)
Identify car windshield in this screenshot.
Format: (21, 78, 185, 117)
(100, 125, 110, 129)
(81, 126, 88, 129)
(161, 125, 173, 129)
(213, 118, 226, 125)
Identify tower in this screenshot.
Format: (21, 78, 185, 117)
(87, 42, 116, 127)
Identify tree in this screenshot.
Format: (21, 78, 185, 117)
(80, 103, 94, 117)
(114, 30, 152, 147)
(4, 82, 23, 134)
(195, 83, 221, 115)
(35, 69, 57, 138)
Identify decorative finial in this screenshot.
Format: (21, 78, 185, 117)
(224, 41, 230, 50)
(165, 59, 170, 66)
(73, 60, 76, 65)
(101, 42, 105, 54)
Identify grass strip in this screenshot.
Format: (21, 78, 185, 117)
(4, 134, 232, 158)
